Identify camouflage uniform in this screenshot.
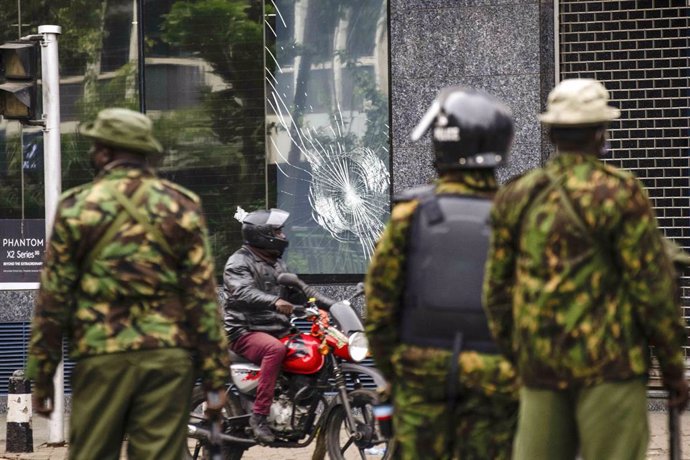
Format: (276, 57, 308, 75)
(26, 108, 229, 458)
(483, 79, 687, 459)
(483, 154, 685, 387)
(366, 172, 519, 460)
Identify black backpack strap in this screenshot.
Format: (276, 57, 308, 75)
(445, 332, 463, 455)
(418, 188, 444, 226)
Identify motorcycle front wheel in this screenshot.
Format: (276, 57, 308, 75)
(325, 389, 395, 460)
(184, 386, 247, 460)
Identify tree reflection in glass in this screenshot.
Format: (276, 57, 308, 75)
(266, 0, 390, 275)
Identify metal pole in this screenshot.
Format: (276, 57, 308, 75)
(136, 0, 146, 112)
(553, 0, 560, 85)
(38, 24, 64, 445)
(17, 0, 21, 38)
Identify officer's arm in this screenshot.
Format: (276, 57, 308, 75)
(482, 195, 517, 361)
(26, 200, 76, 404)
(179, 209, 229, 392)
(617, 179, 686, 384)
(365, 201, 417, 380)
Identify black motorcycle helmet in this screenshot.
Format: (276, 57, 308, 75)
(410, 86, 514, 170)
(241, 208, 290, 254)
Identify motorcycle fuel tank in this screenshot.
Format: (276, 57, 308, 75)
(281, 333, 325, 374)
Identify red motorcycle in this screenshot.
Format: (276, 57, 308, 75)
(185, 273, 394, 460)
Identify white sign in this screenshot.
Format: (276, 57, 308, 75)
(0, 219, 45, 290)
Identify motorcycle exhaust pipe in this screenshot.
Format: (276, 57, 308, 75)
(187, 424, 257, 446)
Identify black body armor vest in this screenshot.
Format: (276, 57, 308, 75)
(399, 186, 498, 354)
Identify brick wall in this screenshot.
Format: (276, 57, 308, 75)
(559, 0, 689, 363)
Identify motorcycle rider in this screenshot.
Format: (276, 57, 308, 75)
(223, 207, 330, 444)
(365, 87, 519, 459)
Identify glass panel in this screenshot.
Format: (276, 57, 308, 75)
(0, 0, 137, 219)
(0, 0, 390, 278)
(151, 0, 267, 275)
(265, 0, 390, 275)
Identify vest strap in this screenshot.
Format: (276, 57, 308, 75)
(82, 180, 172, 270)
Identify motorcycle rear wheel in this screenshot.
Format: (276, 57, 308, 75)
(184, 386, 247, 460)
(325, 389, 394, 460)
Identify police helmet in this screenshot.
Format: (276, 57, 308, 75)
(241, 208, 290, 253)
(411, 86, 514, 169)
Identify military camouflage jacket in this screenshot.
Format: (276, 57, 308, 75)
(483, 153, 687, 389)
(27, 165, 230, 398)
(365, 171, 518, 400)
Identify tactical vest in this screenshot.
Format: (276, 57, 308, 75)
(399, 185, 498, 354)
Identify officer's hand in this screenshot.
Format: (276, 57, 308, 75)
(205, 390, 227, 420)
(275, 299, 294, 315)
(32, 382, 55, 418)
(665, 377, 689, 410)
(377, 383, 392, 401)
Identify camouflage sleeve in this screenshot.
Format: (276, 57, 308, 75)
(364, 201, 417, 380)
(26, 200, 78, 399)
(618, 179, 687, 380)
(179, 208, 230, 391)
(482, 192, 518, 362)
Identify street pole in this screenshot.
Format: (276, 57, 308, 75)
(38, 24, 64, 445)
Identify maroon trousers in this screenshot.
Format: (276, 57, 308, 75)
(230, 331, 287, 415)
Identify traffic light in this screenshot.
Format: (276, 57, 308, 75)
(0, 41, 39, 121)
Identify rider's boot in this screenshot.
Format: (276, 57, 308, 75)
(249, 413, 275, 444)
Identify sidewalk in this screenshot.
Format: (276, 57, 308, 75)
(1, 411, 688, 459)
(0, 414, 314, 460)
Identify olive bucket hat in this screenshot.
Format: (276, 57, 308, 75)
(539, 78, 621, 126)
(80, 108, 163, 154)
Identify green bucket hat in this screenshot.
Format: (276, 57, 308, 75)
(80, 108, 163, 154)
(539, 78, 621, 126)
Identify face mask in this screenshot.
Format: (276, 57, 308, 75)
(598, 140, 611, 158)
(90, 154, 101, 175)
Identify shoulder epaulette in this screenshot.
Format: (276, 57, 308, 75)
(60, 183, 90, 201)
(393, 184, 436, 204)
(161, 179, 200, 203)
(502, 171, 528, 186)
(599, 162, 632, 182)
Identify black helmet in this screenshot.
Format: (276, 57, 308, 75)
(410, 86, 514, 170)
(241, 208, 290, 253)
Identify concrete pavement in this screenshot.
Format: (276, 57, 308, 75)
(0, 414, 316, 460)
(1, 410, 688, 459)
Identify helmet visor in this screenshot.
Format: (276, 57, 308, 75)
(410, 100, 441, 141)
(266, 208, 290, 227)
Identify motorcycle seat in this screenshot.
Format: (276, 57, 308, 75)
(228, 349, 254, 364)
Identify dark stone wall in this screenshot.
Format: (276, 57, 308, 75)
(389, 0, 553, 192)
(0, 290, 34, 322)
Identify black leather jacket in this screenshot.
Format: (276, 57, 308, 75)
(222, 245, 306, 342)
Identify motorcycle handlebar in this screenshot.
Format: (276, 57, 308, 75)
(277, 272, 304, 289)
(277, 273, 337, 309)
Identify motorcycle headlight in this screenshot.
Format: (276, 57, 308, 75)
(348, 332, 369, 363)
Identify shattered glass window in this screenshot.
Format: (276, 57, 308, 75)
(265, 0, 391, 276)
(0, 0, 390, 280)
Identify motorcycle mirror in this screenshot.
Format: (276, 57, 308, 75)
(349, 282, 365, 301)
